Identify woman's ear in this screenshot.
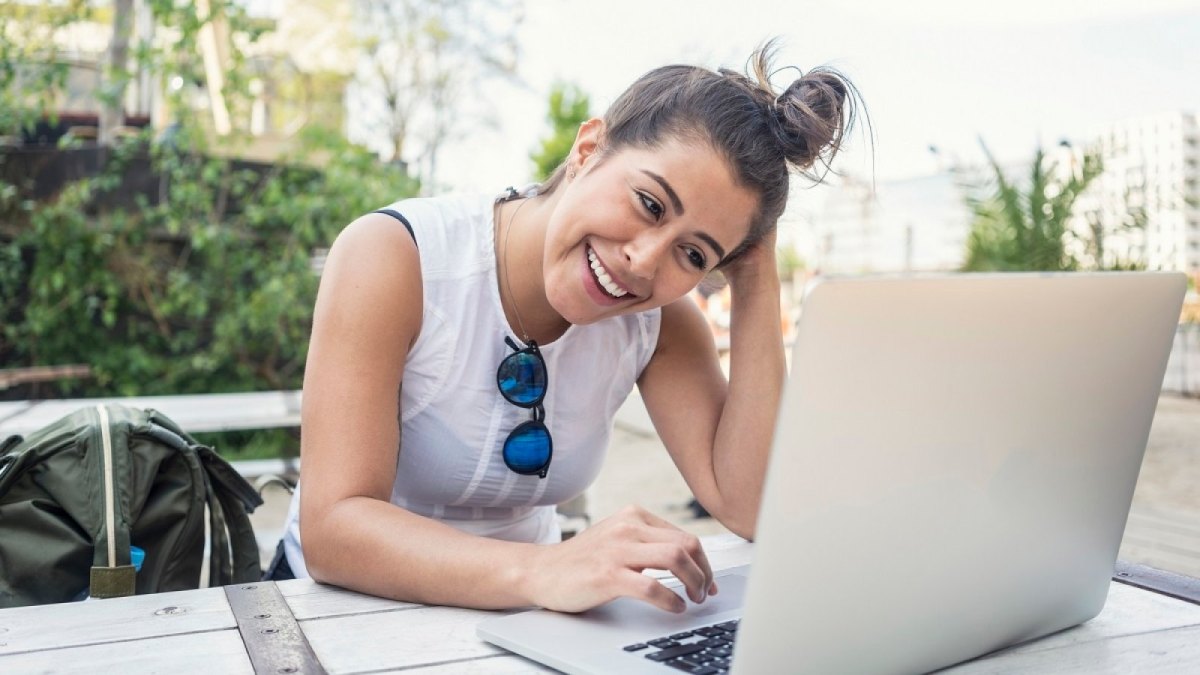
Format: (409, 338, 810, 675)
(570, 118, 606, 172)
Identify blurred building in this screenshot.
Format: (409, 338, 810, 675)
(1078, 111, 1200, 272)
(2, 0, 354, 159)
(799, 111, 1200, 277)
(797, 172, 971, 274)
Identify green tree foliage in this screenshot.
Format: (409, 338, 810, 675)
(530, 83, 590, 181)
(962, 140, 1100, 272)
(0, 1, 420, 463)
(0, 128, 416, 398)
(959, 139, 1142, 272)
(776, 243, 806, 280)
(0, 0, 92, 137)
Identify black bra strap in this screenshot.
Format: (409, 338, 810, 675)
(372, 209, 417, 247)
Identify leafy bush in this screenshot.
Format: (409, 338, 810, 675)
(0, 129, 418, 457)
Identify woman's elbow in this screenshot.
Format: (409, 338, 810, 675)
(298, 505, 346, 584)
(710, 499, 758, 541)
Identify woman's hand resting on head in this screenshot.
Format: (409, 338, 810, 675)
(721, 228, 779, 293)
(525, 505, 719, 614)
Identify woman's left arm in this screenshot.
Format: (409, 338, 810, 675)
(637, 236, 785, 539)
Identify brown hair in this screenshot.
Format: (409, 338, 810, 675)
(543, 40, 863, 268)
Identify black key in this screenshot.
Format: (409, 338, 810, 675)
(665, 659, 721, 674)
(649, 638, 679, 648)
(710, 646, 732, 658)
(646, 642, 706, 662)
(716, 620, 739, 631)
(676, 655, 711, 668)
(694, 626, 725, 637)
(670, 631, 695, 639)
(699, 637, 728, 648)
(622, 643, 648, 652)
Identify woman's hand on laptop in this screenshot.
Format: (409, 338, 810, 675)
(525, 505, 717, 614)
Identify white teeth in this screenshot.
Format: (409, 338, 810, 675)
(586, 247, 628, 298)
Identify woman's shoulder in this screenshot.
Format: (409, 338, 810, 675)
(376, 192, 497, 276)
(377, 192, 493, 233)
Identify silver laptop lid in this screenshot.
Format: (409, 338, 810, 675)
(735, 272, 1186, 674)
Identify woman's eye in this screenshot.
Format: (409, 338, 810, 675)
(684, 247, 707, 271)
(638, 192, 664, 220)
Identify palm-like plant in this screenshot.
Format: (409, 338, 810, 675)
(961, 140, 1104, 272)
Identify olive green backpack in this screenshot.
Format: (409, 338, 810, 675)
(0, 404, 264, 607)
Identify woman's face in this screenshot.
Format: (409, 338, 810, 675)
(542, 127, 759, 326)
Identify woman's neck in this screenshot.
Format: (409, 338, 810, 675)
(495, 193, 571, 345)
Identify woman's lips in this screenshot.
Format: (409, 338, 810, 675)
(582, 245, 635, 306)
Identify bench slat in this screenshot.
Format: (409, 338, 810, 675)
(0, 390, 302, 437)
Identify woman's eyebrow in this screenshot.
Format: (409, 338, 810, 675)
(640, 170, 684, 215)
(695, 232, 726, 261)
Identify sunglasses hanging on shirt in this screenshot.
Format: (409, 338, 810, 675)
(497, 336, 553, 478)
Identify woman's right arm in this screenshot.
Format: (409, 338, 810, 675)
(299, 212, 715, 612)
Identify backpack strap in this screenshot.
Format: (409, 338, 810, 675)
(1, 434, 22, 456)
(89, 405, 136, 598)
(144, 418, 264, 586)
(198, 445, 264, 584)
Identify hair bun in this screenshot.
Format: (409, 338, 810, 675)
(770, 67, 855, 175)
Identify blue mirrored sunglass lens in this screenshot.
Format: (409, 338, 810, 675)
(497, 351, 547, 405)
(503, 425, 551, 474)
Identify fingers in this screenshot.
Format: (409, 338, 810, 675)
(619, 570, 687, 614)
(625, 543, 710, 604)
(616, 506, 715, 604)
(533, 506, 719, 613)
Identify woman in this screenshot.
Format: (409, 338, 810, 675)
(273, 42, 859, 614)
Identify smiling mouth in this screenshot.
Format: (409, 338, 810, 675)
(586, 246, 632, 299)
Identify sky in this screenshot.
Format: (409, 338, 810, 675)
(436, 0, 1200, 195)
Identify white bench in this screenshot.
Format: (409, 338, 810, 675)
(0, 390, 302, 437)
(0, 390, 303, 481)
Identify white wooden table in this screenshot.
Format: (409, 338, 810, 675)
(1, 535, 1198, 674)
(0, 390, 303, 438)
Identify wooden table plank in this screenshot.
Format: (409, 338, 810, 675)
(287, 581, 1200, 675)
(299, 606, 510, 673)
(941, 583, 1200, 672)
(945, 624, 1200, 674)
(279, 578, 421, 621)
(402, 654, 556, 674)
(0, 587, 233, 655)
(975, 581, 1200, 662)
(0, 535, 1197, 674)
(0, 630, 253, 674)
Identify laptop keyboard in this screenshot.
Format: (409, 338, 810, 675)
(622, 619, 739, 673)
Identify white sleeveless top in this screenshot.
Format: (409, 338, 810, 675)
(282, 191, 662, 577)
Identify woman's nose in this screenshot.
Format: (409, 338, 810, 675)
(623, 232, 671, 280)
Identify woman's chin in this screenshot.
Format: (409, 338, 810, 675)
(548, 294, 607, 326)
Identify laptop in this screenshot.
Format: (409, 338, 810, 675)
(478, 272, 1186, 674)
